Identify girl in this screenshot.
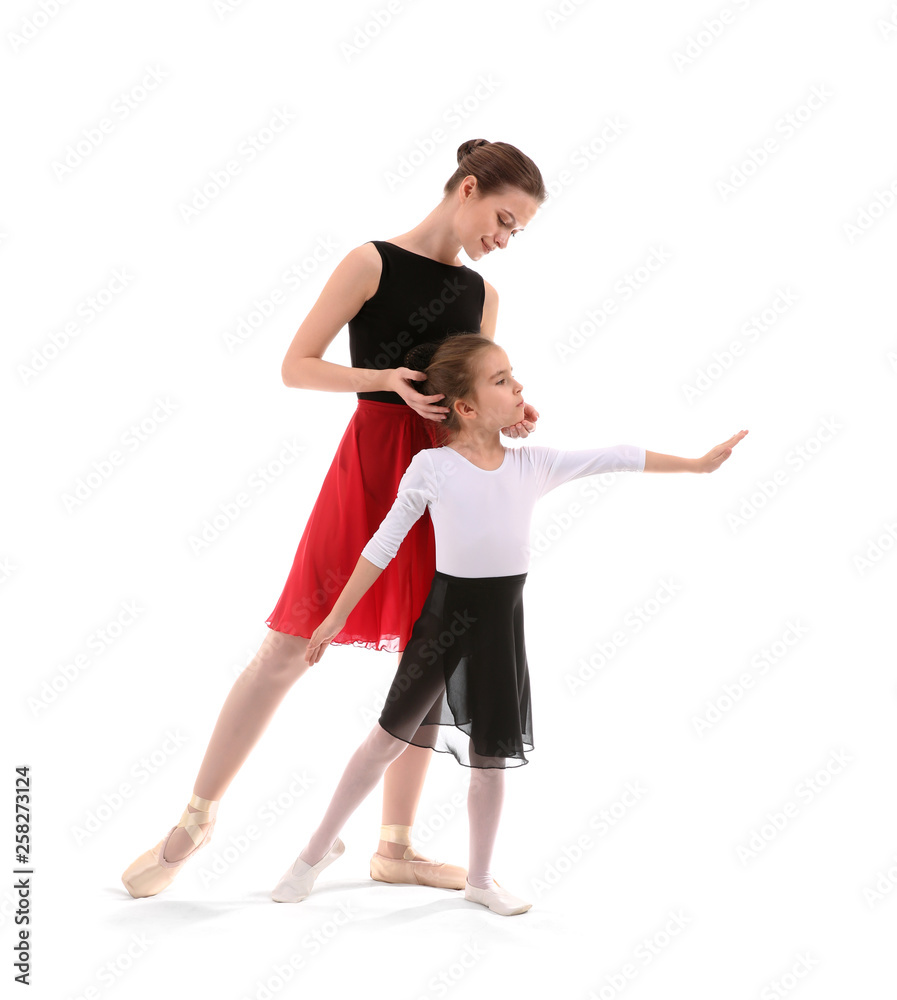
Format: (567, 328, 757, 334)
(270, 334, 748, 915)
(121, 140, 546, 899)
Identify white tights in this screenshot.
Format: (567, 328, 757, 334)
(298, 723, 505, 889)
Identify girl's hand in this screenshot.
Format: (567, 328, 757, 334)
(501, 401, 539, 439)
(695, 429, 749, 473)
(305, 612, 348, 665)
(390, 367, 452, 422)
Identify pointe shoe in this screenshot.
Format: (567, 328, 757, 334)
(369, 824, 467, 890)
(121, 793, 219, 899)
(370, 852, 468, 890)
(271, 837, 345, 903)
(464, 878, 532, 916)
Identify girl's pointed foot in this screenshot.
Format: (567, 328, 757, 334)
(271, 837, 345, 903)
(464, 878, 532, 916)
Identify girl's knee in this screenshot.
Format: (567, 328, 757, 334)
(469, 766, 504, 788)
(365, 724, 406, 760)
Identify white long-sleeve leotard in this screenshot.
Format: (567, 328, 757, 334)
(361, 443, 646, 578)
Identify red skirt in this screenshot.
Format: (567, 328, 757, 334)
(265, 399, 445, 652)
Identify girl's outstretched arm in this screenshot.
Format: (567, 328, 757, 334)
(304, 555, 383, 665)
(645, 429, 748, 473)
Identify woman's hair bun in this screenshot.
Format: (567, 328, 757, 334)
(457, 138, 489, 164)
(403, 341, 441, 391)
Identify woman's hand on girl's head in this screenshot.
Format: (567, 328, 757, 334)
(391, 367, 452, 422)
(501, 401, 539, 438)
(304, 613, 347, 665)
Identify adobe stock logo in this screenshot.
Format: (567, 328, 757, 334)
(177, 108, 296, 223)
(8, 0, 73, 53)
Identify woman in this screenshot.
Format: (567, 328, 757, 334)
(122, 138, 546, 898)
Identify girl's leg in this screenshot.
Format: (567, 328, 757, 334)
(298, 723, 409, 864)
(163, 629, 312, 862)
(466, 766, 506, 890)
(464, 765, 531, 915)
(378, 646, 435, 861)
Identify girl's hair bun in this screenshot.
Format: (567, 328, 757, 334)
(457, 138, 489, 164)
(403, 341, 441, 392)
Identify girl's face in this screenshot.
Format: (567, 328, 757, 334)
(453, 180, 540, 261)
(466, 346, 524, 428)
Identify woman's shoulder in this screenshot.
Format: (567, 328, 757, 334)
(330, 242, 383, 295)
(348, 241, 385, 269)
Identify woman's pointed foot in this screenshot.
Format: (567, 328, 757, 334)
(370, 824, 466, 890)
(370, 851, 467, 890)
(121, 794, 219, 899)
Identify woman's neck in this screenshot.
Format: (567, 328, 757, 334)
(389, 204, 460, 266)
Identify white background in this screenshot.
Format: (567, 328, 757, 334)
(3, 1, 897, 997)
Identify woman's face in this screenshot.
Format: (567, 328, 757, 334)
(454, 180, 540, 261)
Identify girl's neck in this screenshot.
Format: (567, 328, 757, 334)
(446, 429, 504, 464)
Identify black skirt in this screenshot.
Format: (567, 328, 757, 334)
(378, 570, 533, 768)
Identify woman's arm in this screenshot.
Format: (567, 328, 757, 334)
(645, 430, 748, 473)
(281, 243, 392, 395)
(479, 280, 540, 438)
(479, 280, 499, 340)
(280, 244, 452, 418)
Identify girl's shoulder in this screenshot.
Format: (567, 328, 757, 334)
(416, 444, 561, 473)
(423, 444, 557, 463)
(511, 444, 574, 481)
(406, 446, 447, 477)
(513, 443, 558, 464)
(514, 443, 553, 454)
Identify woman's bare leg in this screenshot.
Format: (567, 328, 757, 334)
(163, 628, 311, 862)
(378, 646, 435, 860)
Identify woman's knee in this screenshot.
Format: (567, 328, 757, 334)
(245, 630, 311, 686)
